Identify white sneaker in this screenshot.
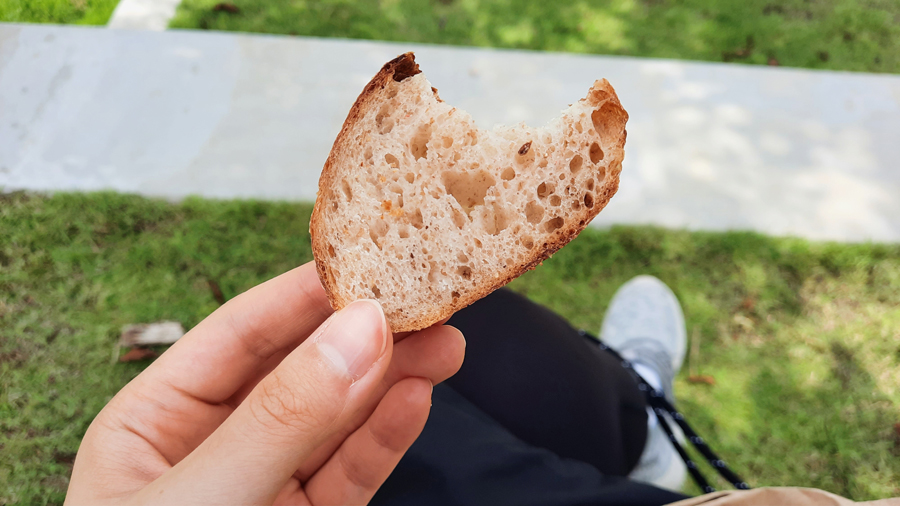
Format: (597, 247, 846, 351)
(600, 275, 688, 492)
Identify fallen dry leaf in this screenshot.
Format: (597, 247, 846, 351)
(741, 296, 756, 311)
(212, 2, 240, 13)
(688, 375, 716, 386)
(119, 348, 158, 362)
(120, 322, 184, 347)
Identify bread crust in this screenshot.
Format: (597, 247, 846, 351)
(311, 52, 627, 332)
(311, 54, 420, 317)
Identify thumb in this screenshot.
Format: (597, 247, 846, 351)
(143, 299, 391, 505)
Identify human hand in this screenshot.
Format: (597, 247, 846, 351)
(65, 262, 466, 505)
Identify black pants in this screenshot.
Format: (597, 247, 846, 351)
(372, 289, 689, 506)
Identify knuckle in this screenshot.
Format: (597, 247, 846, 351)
(224, 307, 278, 361)
(248, 366, 341, 438)
(368, 423, 406, 454)
(339, 444, 380, 492)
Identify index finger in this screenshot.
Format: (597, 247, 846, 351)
(136, 262, 334, 405)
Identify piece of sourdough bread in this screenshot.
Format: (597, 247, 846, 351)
(311, 52, 628, 332)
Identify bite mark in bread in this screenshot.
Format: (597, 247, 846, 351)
(311, 52, 628, 332)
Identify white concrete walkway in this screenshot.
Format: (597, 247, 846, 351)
(1, 24, 899, 242)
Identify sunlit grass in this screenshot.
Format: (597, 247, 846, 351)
(169, 0, 900, 74)
(2, 192, 898, 503)
(0, 0, 119, 24)
(7, 0, 898, 73)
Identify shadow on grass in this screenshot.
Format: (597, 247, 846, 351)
(512, 225, 900, 499)
(2, 193, 898, 503)
(678, 339, 898, 499)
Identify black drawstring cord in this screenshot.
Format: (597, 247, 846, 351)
(582, 331, 752, 492)
(647, 391, 750, 490)
(653, 401, 715, 493)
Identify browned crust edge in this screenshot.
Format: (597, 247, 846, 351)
(310, 52, 628, 332)
(310, 53, 421, 319)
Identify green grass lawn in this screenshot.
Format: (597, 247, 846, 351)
(6, 0, 898, 74)
(170, 0, 900, 74)
(0, 0, 119, 24)
(2, 191, 899, 503)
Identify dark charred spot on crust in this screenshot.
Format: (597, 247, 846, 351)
(386, 52, 421, 82)
(431, 86, 443, 102)
(518, 141, 532, 155)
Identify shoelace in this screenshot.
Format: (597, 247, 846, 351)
(608, 337, 675, 401)
(583, 331, 752, 493)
